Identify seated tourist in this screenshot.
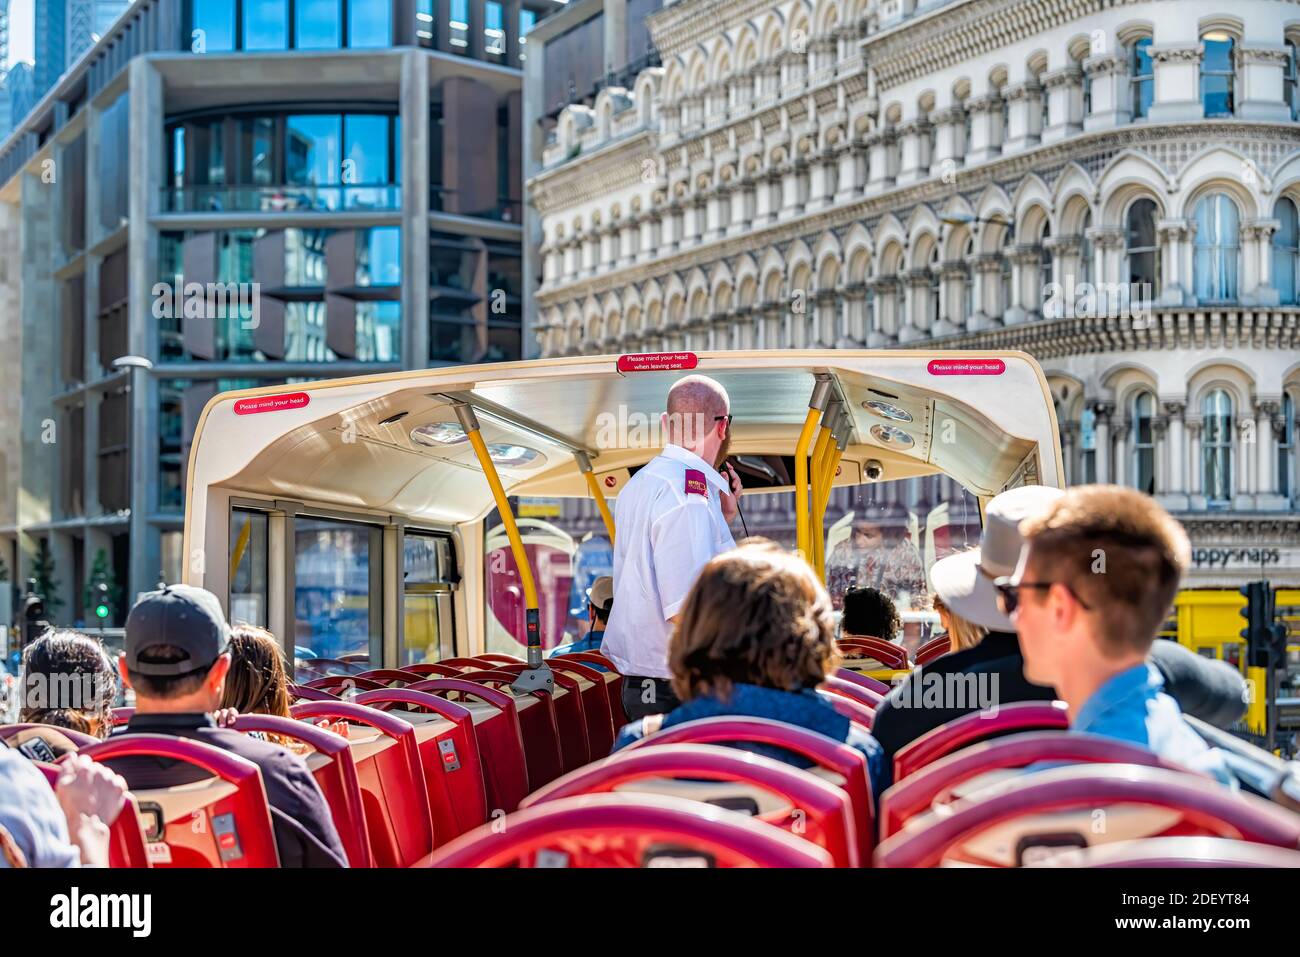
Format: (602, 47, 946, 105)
(19, 631, 119, 740)
(109, 584, 349, 867)
(839, 586, 901, 643)
(1004, 485, 1235, 787)
(549, 576, 613, 669)
(613, 541, 883, 786)
(0, 746, 127, 868)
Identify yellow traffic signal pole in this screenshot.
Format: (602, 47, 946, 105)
(454, 401, 553, 694)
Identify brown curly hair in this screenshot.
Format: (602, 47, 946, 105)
(669, 540, 839, 703)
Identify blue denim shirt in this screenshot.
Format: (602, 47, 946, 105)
(548, 630, 609, 671)
(612, 682, 883, 791)
(0, 745, 79, 868)
(1074, 662, 1236, 788)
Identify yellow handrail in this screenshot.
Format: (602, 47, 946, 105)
(577, 451, 616, 544)
(794, 407, 822, 563)
(815, 444, 845, 579)
(466, 427, 539, 611)
(809, 424, 833, 575)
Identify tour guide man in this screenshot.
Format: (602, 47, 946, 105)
(602, 374, 744, 720)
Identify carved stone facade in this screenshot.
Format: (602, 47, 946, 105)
(526, 0, 1300, 586)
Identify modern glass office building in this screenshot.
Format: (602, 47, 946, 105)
(0, 0, 559, 623)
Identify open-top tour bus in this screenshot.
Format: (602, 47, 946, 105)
(75, 347, 1286, 869)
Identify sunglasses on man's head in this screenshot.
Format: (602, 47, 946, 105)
(714, 414, 733, 431)
(993, 577, 1091, 615)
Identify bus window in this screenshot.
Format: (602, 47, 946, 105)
(483, 499, 612, 657)
(229, 508, 268, 626)
(403, 532, 456, 664)
(294, 516, 381, 663)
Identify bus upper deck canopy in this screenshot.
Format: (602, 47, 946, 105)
(183, 350, 1062, 616)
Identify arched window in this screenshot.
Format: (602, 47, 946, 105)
(1125, 198, 1160, 294)
(1078, 209, 1093, 286)
(1132, 390, 1156, 495)
(1202, 389, 1234, 505)
(1080, 405, 1097, 483)
(1193, 193, 1240, 302)
(999, 228, 1013, 313)
(1273, 197, 1299, 306)
(962, 236, 975, 320)
(1131, 38, 1154, 118)
(1279, 392, 1296, 501)
(928, 244, 941, 327)
(1286, 40, 1299, 121)
(1201, 31, 1236, 117)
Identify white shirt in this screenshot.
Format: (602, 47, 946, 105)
(601, 444, 736, 678)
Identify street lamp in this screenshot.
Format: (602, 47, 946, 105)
(112, 356, 154, 605)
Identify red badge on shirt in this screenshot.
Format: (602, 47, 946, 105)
(684, 469, 708, 497)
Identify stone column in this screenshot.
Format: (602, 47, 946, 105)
(835, 140, 862, 202)
(1094, 402, 1113, 483)
(1149, 46, 1202, 122)
(839, 283, 867, 347)
(865, 128, 897, 194)
(780, 160, 803, 218)
(1245, 219, 1281, 306)
(638, 214, 657, 263)
(1186, 417, 1203, 499)
(899, 269, 929, 343)
(1004, 246, 1037, 325)
(936, 262, 968, 335)
(1040, 66, 1083, 143)
(1156, 220, 1191, 306)
(1082, 52, 1129, 131)
(970, 254, 1001, 330)
(928, 106, 964, 178)
(1238, 47, 1293, 122)
(1002, 80, 1043, 153)
(1163, 401, 1187, 497)
(1256, 399, 1279, 501)
(729, 181, 748, 234)
(895, 118, 929, 185)
(1111, 420, 1129, 487)
(865, 277, 892, 346)
(1089, 227, 1124, 292)
(1060, 421, 1078, 485)
(964, 93, 1002, 164)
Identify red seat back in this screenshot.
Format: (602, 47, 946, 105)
(914, 635, 952, 666)
(837, 637, 909, 669)
(478, 664, 590, 771)
(461, 670, 564, 788)
(832, 668, 892, 696)
(304, 675, 385, 694)
(289, 683, 340, 703)
(821, 675, 884, 709)
(354, 688, 489, 841)
(521, 743, 858, 867)
(478, 653, 524, 664)
(402, 662, 467, 679)
(621, 716, 875, 861)
(408, 678, 529, 814)
(34, 761, 151, 868)
(0, 722, 101, 753)
(438, 657, 497, 670)
(357, 669, 426, 687)
(427, 793, 834, 868)
(555, 652, 627, 725)
(290, 701, 434, 867)
(878, 731, 1181, 839)
(1028, 836, 1300, 868)
(548, 659, 617, 758)
(817, 688, 875, 730)
(83, 735, 279, 868)
(875, 763, 1300, 868)
(892, 701, 1070, 782)
(111, 707, 134, 728)
(231, 714, 372, 867)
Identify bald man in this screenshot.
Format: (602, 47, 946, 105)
(602, 375, 744, 721)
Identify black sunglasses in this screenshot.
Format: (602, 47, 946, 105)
(714, 414, 733, 431)
(993, 576, 1091, 615)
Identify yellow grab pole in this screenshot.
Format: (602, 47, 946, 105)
(230, 516, 252, 581)
(576, 451, 616, 544)
(815, 413, 850, 580)
(795, 377, 833, 563)
(455, 402, 551, 690)
(810, 400, 841, 577)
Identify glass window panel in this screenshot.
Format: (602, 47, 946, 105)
(285, 227, 329, 285)
(295, 0, 341, 49)
(343, 114, 391, 208)
(294, 517, 379, 661)
(485, 1, 504, 55)
(1194, 194, 1240, 302)
(450, 0, 468, 47)
(191, 0, 235, 52)
(1201, 35, 1235, 116)
(348, 0, 391, 48)
(1202, 389, 1234, 504)
(284, 300, 334, 361)
(1273, 198, 1299, 306)
(403, 533, 455, 664)
(1131, 38, 1154, 118)
(230, 509, 269, 626)
(242, 0, 287, 50)
(234, 116, 275, 186)
(357, 226, 401, 286)
(286, 115, 342, 199)
(355, 301, 400, 361)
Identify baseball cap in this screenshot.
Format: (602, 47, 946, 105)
(586, 576, 614, 613)
(124, 584, 231, 676)
(928, 485, 1066, 632)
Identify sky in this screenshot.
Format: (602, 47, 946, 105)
(8, 0, 35, 69)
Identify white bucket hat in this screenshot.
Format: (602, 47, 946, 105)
(928, 485, 1066, 632)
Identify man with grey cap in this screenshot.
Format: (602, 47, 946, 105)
(870, 486, 1247, 791)
(108, 583, 347, 867)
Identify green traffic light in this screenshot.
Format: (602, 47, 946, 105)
(95, 604, 110, 619)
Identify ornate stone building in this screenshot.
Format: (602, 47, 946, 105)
(525, 0, 1300, 589)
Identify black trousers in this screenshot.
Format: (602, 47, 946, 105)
(621, 676, 680, 721)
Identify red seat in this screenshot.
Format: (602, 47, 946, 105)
(1028, 836, 1300, 868)
(354, 688, 489, 841)
(914, 635, 952, 666)
(289, 683, 340, 703)
(438, 657, 497, 670)
(337, 654, 370, 664)
(304, 675, 385, 695)
(521, 743, 858, 867)
(477, 653, 524, 664)
(408, 678, 530, 814)
(878, 731, 1181, 839)
(479, 663, 590, 771)
(427, 793, 834, 868)
(357, 669, 426, 687)
(402, 662, 467, 679)
(875, 763, 1300, 868)
(303, 658, 368, 675)
(0, 723, 101, 753)
(111, 707, 134, 728)
(837, 637, 909, 670)
(82, 735, 279, 867)
(621, 716, 876, 862)
(817, 688, 875, 730)
(832, 668, 892, 696)
(821, 675, 884, 709)
(231, 714, 372, 867)
(548, 658, 617, 758)
(892, 701, 1070, 782)
(460, 670, 564, 788)
(33, 761, 151, 868)
(290, 701, 434, 867)
(555, 652, 628, 726)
